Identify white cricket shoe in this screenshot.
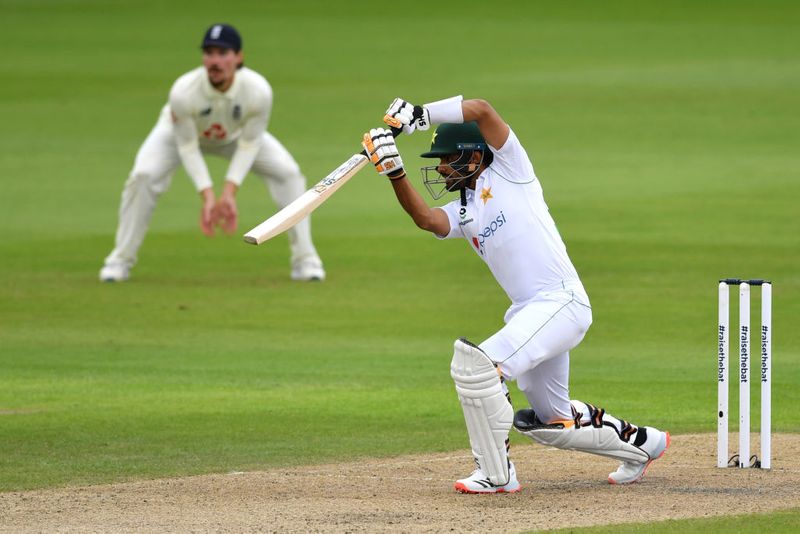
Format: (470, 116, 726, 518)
(454, 462, 521, 494)
(608, 429, 670, 485)
(99, 263, 130, 282)
(290, 255, 326, 281)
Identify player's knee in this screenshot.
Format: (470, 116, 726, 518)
(451, 338, 496, 379)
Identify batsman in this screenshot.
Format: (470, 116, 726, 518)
(362, 96, 670, 493)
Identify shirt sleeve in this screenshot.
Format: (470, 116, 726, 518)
(170, 89, 213, 192)
(433, 202, 463, 240)
(487, 128, 536, 184)
(225, 81, 272, 186)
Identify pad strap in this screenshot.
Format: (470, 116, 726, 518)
(514, 407, 649, 463)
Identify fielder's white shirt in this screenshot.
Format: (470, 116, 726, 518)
(437, 129, 582, 319)
(162, 66, 272, 191)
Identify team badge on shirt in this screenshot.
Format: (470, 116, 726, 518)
(480, 187, 493, 204)
(200, 107, 212, 116)
(233, 104, 242, 120)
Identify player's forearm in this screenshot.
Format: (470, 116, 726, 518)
(172, 110, 213, 191)
(390, 175, 445, 233)
(221, 180, 238, 198)
(226, 115, 266, 185)
(178, 144, 213, 191)
(460, 99, 495, 123)
(225, 142, 258, 186)
(460, 99, 509, 150)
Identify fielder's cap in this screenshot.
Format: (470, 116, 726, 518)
(420, 122, 487, 158)
(201, 23, 242, 51)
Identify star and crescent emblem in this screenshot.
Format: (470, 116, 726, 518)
(480, 187, 493, 204)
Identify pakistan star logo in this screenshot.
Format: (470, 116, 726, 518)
(480, 187, 493, 204)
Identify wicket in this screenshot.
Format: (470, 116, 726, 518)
(717, 278, 771, 469)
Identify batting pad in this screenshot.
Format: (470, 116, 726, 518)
(514, 410, 649, 463)
(450, 338, 513, 486)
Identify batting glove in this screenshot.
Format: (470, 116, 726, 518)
(362, 128, 405, 178)
(383, 98, 430, 135)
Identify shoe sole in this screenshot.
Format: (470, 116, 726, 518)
(608, 431, 670, 485)
(291, 274, 325, 282)
(454, 482, 522, 494)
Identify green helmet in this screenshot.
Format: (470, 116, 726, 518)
(418, 122, 490, 200)
(420, 122, 487, 158)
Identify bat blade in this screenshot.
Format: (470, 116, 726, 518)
(243, 153, 369, 245)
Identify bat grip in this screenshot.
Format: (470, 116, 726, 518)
(359, 126, 403, 157)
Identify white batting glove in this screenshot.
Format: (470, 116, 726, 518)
(383, 98, 430, 135)
(362, 128, 405, 178)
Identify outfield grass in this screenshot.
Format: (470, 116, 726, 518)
(1, 0, 798, 506)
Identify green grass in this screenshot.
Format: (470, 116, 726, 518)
(547, 507, 800, 533)
(1, 0, 798, 509)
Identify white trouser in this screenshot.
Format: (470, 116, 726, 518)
(104, 115, 318, 268)
(480, 281, 592, 424)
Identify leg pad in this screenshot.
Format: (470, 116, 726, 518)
(451, 338, 513, 486)
(514, 408, 649, 463)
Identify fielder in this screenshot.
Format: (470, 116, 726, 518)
(363, 96, 670, 493)
(100, 24, 325, 282)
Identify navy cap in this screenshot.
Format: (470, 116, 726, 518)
(201, 24, 242, 51)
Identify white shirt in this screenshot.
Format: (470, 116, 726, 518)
(163, 66, 272, 191)
(437, 129, 582, 318)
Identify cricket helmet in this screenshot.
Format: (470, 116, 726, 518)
(420, 122, 487, 158)
(419, 122, 490, 199)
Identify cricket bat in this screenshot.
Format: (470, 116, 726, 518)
(243, 127, 401, 245)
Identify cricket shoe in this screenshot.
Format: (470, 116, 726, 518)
(454, 462, 521, 494)
(290, 255, 326, 281)
(99, 263, 130, 282)
(608, 429, 670, 485)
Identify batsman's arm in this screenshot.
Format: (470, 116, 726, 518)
(362, 127, 450, 236)
(385, 96, 510, 151)
(461, 99, 510, 151)
(389, 174, 450, 236)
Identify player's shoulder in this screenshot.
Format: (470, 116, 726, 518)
(171, 67, 205, 92)
(237, 67, 272, 93)
(492, 127, 522, 154)
(485, 128, 538, 187)
(169, 67, 205, 103)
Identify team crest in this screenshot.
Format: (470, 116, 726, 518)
(233, 104, 241, 120)
(480, 187, 493, 204)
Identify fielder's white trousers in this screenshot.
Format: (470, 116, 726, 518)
(480, 281, 592, 424)
(104, 114, 318, 268)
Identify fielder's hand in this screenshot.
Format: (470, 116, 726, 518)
(383, 98, 429, 135)
(213, 195, 238, 235)
(200, 189, 216, 236)
(362, 128, 404, 179)
(213, 182, 239, 235)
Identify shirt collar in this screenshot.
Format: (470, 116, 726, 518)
(202, 68, 241, 99)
